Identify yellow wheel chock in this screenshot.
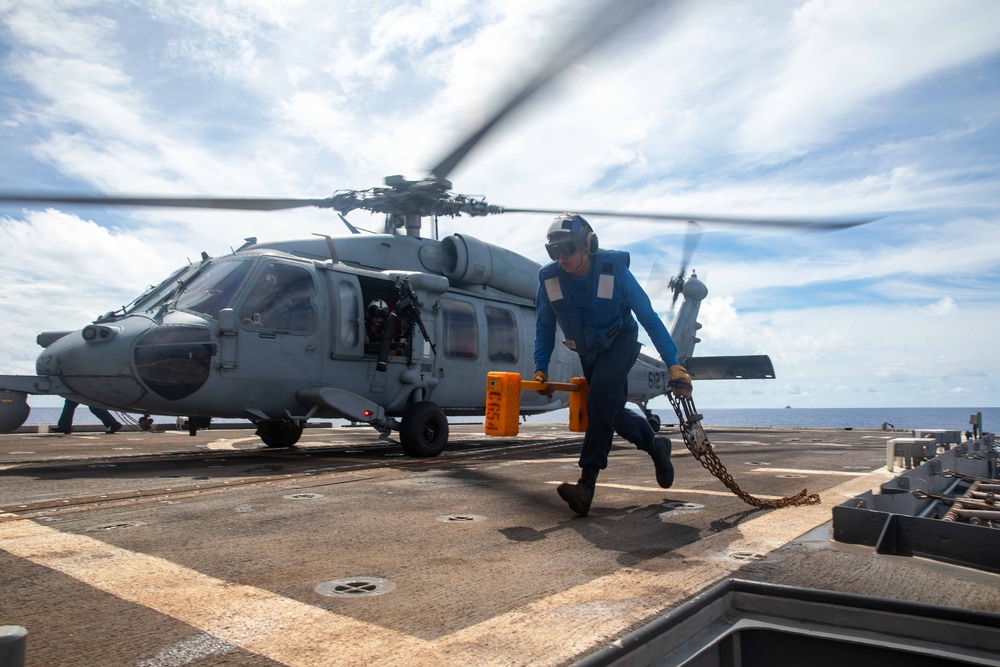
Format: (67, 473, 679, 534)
(484, 372, 588, 437)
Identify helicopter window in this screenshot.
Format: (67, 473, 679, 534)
(126, 264, 196, 314)
(174, 259, 254, 319)
(486, 306, 518, 364)
(338, 280, 360, 348)
(441, 298, 477, 360)
(238, 263, 316, 332)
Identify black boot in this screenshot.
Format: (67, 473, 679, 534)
(650, 436, 674, 489)
(558, 467, 599, 516)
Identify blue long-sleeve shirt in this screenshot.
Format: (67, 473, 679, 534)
(534, 259, 679, 373)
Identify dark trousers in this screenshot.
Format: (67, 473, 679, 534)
(578, 333, 656, 470)
(58, 400, 121, 432)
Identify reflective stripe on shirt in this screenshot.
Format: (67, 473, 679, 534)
(544, 276, 564, 302)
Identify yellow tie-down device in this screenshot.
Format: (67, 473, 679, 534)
(485, 372, 589, 437)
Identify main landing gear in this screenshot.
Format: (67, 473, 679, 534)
(250, 400, 449, 457)
(399, 401, 449, 458)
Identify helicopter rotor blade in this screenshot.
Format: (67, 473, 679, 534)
(500, 207, 879, 231)
(428, 0, 665, 182)
(0, 193, 334, 211)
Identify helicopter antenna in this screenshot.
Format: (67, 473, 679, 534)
(338, 214, 361, 235)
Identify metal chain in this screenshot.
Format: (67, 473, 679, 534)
(667, 393, 821, 508)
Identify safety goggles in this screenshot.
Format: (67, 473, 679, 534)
(545, 237, 583, 261)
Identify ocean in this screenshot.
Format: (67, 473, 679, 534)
(22, 405, 997, 433)
(673, 407, 997, 431)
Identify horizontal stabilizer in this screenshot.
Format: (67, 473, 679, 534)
(686, 355, 775, 380)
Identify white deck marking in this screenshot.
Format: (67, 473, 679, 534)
(748, 467, 875, 476)
(545, 481, 785, 499)
(205, 436, 265, 450)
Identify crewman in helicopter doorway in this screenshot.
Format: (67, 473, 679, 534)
(533, 214, 693, 517)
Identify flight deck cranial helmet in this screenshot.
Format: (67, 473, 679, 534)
(545, 213, 597, 261)
(367, 299, 389, 319)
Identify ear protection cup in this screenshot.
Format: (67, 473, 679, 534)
(587, 231, 598, 254)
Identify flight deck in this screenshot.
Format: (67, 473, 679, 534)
(1, 423, 998, 666)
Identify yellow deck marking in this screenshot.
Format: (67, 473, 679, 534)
(0, 467, 893, 667)
(434, 468, 894, 664)
(0, 515, 430, 666)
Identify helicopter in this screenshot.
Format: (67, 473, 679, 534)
(0, 2, 871, 456)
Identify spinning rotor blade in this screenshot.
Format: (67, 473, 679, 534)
(429, 0, 665, 181)
(0, 193, 334, 211)
(501, 207, 878, 231)
(678, 220, 701, 278)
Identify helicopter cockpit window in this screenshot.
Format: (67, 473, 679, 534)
(173, 259, 254, 319)
(441, 298, 477, 360)
(238, 263, 316, 332)
(126, 264, 197, 315)
(486, 306, 518, 364)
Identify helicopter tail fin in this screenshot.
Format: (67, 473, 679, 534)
(685, 355, 775, 381)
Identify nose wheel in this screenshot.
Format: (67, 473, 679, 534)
(399, 401, 449, 457)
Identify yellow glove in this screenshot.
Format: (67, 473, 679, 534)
(533, 370, 555, 397)
(668, 364, 692, 397)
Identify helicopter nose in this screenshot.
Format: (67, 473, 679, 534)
(37, 318, 155, 407)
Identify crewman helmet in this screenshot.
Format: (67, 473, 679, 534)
(366, 299, 389, 318)
(545, 213, 597, 260)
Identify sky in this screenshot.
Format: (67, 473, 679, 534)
(0, 0, 998, 411)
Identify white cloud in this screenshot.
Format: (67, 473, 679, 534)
(924, 297, 957, 317)
(0, 208, 184, 374)
(738, 0, 1000, 156)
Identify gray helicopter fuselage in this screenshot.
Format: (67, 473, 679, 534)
(5, 235, 574, 420)
(0, 232, 724, 446)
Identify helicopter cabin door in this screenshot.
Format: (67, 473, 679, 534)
(220, 260, 323, 411)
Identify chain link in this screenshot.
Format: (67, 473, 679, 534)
(667, 393, 821, 508)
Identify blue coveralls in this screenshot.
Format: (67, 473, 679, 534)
(534, 249, 680, 470)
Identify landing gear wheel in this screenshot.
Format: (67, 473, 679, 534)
(256, 420, 303, 448)
(647, 413, 661, 432)
(400, 401, 449, 458)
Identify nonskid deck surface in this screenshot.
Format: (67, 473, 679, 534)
(1, 424, 997, 666)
